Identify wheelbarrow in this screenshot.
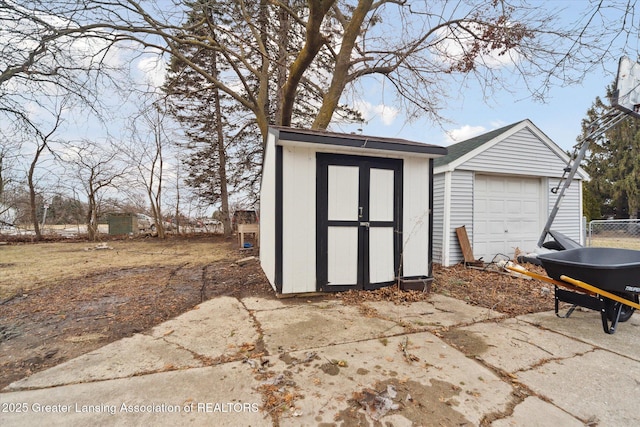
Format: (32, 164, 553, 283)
(504, 247, 640, 334)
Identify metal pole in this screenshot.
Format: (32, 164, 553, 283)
(537, 109, 628, 247)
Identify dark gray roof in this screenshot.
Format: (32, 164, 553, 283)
(271, 126, 447, 156)
(433, 121, 525, 168)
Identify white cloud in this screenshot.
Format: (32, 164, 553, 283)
(354, 100, 399, 126)
(136, 53, 167, 88)
(445, 124, 486, 144)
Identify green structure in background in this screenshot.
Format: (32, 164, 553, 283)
(107, 213, 137, 235)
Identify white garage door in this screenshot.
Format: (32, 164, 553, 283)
(473, 175, 541, 261)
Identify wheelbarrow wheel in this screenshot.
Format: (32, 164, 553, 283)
(604, 294, 638, 323)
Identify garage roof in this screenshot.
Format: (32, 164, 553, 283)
(434, 122, 522, 168)
(433, 119, 589, 180)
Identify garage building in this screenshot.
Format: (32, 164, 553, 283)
(433, 119, 589, 266)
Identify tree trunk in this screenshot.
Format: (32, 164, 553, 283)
(86, 190, 97, 241)
(28, 144, 47, 241)
(153, 122, 166, 239)
(313, 0, 373, 129)
(212, 51, 232, 237)
(274, 1, 290, 126)
(280, 0, 335, 126)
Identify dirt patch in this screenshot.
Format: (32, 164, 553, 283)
(319, 362, 340, 376)
(334, 378, 472, 426)
(440, 329, 489, 357)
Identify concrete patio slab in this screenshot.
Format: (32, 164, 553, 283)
(254, 303, 405, 354)
(273, 332, 513, 426)
(5, 333, 202, 391)
(449, 318, 593, 373)
(1, 363, 265, 427)
(516, 349, 640, 425)
(491, 396, 584, 427)
(364, 294, 504, 330)
(2, 291, 639, 427)
(149, 296, 259, 360)
(518, 309, 640, 361)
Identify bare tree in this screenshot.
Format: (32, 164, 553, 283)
(0, 140, 19, 227)
(124, 98, 173, 239)
(0, 125, 23, 222)
(65, 139, 127, 241)
(111, 0, 640, 142)
(23, 105, 67, 240)
(3, 0, 640, 218)
(4, 1, 640, 140)
(1, 1, 127, 132)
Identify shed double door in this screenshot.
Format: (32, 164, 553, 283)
(316, 154, 402, 292)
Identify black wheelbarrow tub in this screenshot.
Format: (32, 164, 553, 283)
(537, 247, 640, 295)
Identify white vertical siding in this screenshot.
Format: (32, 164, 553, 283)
(447, 171, 474, 266)
(462, 128, 572, 177)
(547, 179, 583, 242)
(259, 132, 277, 291)
(281, 146, 317, 293)
(402, 157, 431, 276)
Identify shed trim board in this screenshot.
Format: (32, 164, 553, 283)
(432, 120, 588, 267)
(274, 145, 283, 292)
(260, 127, 446, 294)
(275, 126, 447, 157)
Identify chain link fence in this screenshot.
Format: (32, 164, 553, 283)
(587, 219, 640, 250)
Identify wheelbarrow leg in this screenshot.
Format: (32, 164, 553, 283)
(601, 296, 622, 334)
(555, 296, 577, 318)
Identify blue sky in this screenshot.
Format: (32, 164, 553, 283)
(333, 69, 612, 152)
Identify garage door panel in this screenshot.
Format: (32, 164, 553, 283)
(522, 180, 540, 193)
(506, 219, 536, 231)
(506, 200, 521, 214)
(488, 200, 505, 213)
(489, 220, 505, 234)
(487, 179, 504, 192)
(474, 175, 541, 260)
(506, 181, 521, 193)
(523, 200, 538, 211)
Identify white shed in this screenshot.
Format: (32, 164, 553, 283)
(433, 119, 589, 267)
(260, 126, 447, 295)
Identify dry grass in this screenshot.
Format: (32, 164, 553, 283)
(0, 237, 233, 298)
(589, 237, 640, 250)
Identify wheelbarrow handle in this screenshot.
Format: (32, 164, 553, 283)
(503, 263, 595, 296)
(559, 275, 640, 311)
